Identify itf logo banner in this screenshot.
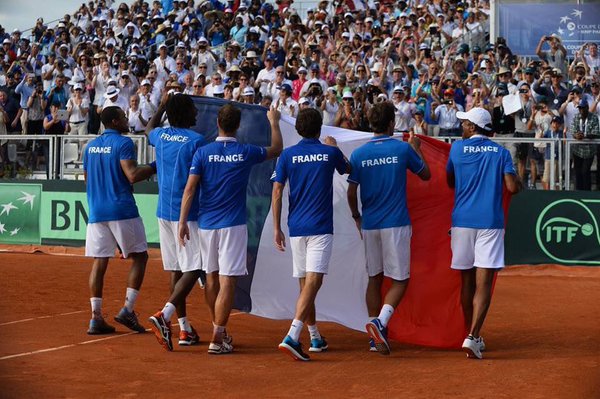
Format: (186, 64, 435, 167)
(498, 3, 600, 56)
(506, 190, 600, 266)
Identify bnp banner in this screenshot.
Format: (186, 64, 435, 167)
(498, 3, 600, 57)
(0, 181, 159, 246)
(0, 183, 42, 244)
(506, 190, 600, 266)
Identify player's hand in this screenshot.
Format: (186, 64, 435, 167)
(324, 136, 337, 146)
(274, 228, 286, 251)
(178, 222, 190, 247)
(408, 131, 421, 150)
(267, 108, 281, 123)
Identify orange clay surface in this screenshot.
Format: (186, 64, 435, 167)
(0, 251, 599, 399)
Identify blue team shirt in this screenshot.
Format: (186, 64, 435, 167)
(83, 129, 140, 223)
(190, 137, 267, 229)
(446, 135, 516, 229)
(271, 138, 348, 237)
(348, 137, 425, 230)
(149, 127, 205, 221)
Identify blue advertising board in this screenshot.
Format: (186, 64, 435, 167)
(499, 3, 600, 56)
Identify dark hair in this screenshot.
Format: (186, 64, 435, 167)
(166, 94, 196, 128)
(217, 103, 241, 134)
(295, 108, 322, 138)
(100, 106, 123, 127)
(368, 101, 395, 133)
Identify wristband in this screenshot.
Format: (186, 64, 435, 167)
(149, 161, 157, 173)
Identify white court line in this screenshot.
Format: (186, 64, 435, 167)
(0, 310, 87, 326)
(0, 330, 146, 361)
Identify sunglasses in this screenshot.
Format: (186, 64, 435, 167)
(192, 85, 201, 88)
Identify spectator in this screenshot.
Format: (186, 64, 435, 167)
(431, 88, 463, 136)
(66, 83, 89, 135)
(570, 99, 600, 190)
(536, 34, 567, 76)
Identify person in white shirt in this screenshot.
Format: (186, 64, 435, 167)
(583, 42, 600, 75)
(100, 86, 129, 113)
(66, 83, 89, 135)
(191, 37, 217, 77)
(153, 43, 177, 82)
(272, 83, 297, 117)
(204, 73, 224, 97)
(321, 87, 339, 126)
(127, 94, 150, 133)
(92, 60, 113, 112)
(392, 86, 416, 132)
(255, 55, 277, 97)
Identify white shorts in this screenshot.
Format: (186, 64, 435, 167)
(289, 234, 333, 278)
(158, 218, 201, 272)
(85, 217, 148, 258)
(363, 226, 411, 281)
(199, 224, 247, 276)
(450, 227, 505, 270)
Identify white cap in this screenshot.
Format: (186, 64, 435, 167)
(456, 108, 492, 131)
(365, 17, 374, 23)
(341, 32, 350, 38)
(198, 36, 208, 43)
(299, 97, 309, 104)
(177, 41, 186, 48)
(243, 87, 255, 96)
(159, 43, 168, 49)
(121, 70, 130, 77)
(297, 66, 307, 74)
(73, 83, 83, 91)
(141, 79, 151, 86)
(342, 91, 353, 99)
(213, 84, 225, 95)
(104, 86, 120, 98)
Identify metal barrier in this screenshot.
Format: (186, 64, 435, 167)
(58, 135, 148, 180)
(564, 138, 600, 190)
(0, 135, 56, 179)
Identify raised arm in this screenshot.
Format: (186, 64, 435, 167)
(265, 108, 283, 160)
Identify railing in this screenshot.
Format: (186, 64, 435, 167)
(0, 134, 147, 180)
(2, 134, 598, 191)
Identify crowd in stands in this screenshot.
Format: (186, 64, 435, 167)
(0, 0, 599, 188)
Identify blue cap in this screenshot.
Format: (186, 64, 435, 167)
(577, 98, 589, 109)
(310, 63, 319, 71)
(266, 53, 276, 61)
(281, 83, 292, 92)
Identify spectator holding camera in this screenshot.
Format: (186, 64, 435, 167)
(533, 68, 568, 111)
(536, 34, 567, 76)
(431, 88, 463, 136)
(335, 91, 360, 130)
(527, 98, 553, 189)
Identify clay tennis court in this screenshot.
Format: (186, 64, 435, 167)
(0, 251, 598, 398)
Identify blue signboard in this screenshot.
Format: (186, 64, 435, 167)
(499, 3, 600, 56)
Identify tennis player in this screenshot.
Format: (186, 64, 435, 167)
(146, 94, 205, 351)
(272, 108, 350, 361)
(178, 104, 282, 354)
(84, 106, 155, 334)
(447, 107, 522, 359)
(347, 102, 430, 355)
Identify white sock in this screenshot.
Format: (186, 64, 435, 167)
(124, 288, 139, 312)
(161, 302, 176, 321)
(307, 324, 321, 341)
(378, 304, 395, 328)
(178, 317, 192, 333)
(287, 319, 303, 342)
(90, 297, 102, 318)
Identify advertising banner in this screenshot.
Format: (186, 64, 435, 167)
(0, 181, 159, 246)
(506, 190, 600, 266)
(498, 3, 600, 56)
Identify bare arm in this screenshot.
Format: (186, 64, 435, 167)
(408, 132, 431, 180)
(272, 181, 286, 251)
(347, 182, 362, 238)
(119, 159, 155, 184)
(178, 173, 200, 246)
(265, 109, 283, 159)
(504, 173, 523, 194)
